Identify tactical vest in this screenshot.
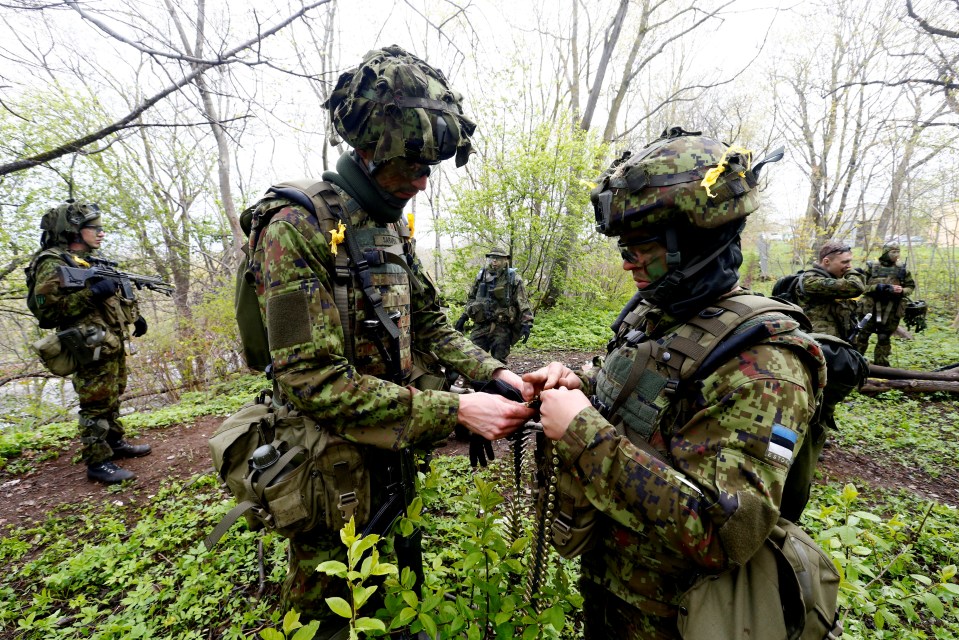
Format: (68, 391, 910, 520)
(592, 294, 821, 451)
(241, 179, 427, 383)
(467, 267, 518, 325)
(865, 260, 905, 286)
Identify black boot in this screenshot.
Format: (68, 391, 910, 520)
(110, 440, 152, 459)
(87, 461, 136, 484)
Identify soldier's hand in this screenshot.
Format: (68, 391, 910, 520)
(468, 433, 495, 468)
(523, 362, 582, 399)
(454, 316, 467, 332)
(457, 392, 534, 440)
(520, 324, 532, 344)
(539, 387, 592, 441)
(133, 316, 148, 337)
(88, 278, 116, 301)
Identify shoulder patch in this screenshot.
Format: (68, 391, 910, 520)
(767, 423, 798, 465)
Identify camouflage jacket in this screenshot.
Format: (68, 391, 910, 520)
(858, 259, 915, 324)
(795, 265, 865, 338)
(31, 248, 137, 339)
(465, 266, 533, 341)
(556, 291, 822, 615)
(251, 182, 504, 451)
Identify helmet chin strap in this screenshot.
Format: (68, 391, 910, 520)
(641, 221, 746, 309)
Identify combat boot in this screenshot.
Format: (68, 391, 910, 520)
(109, 439, 152, 459)
(87, 461, 136, 484)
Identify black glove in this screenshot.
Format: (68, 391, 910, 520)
(454, 314, 467, 333)
(520, 324, 532, 344)
(469, 433, 495, 468)
(88, 278, 116, 300)
(133, 316, 148, 337)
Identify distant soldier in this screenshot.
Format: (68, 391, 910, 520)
(453, 246, 534, 368)
(794, 241, 866, 340)
(854, 241, 915, 366)
(26, 201, 152, 484)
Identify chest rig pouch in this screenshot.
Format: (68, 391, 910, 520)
(594, 295, 808, 449)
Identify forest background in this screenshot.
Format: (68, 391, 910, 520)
(0, 0, 958, 638)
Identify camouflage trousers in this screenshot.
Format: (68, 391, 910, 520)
(72, 349, 127, 464)
(854, 315, 900, 367)
(469, 324, 513, 362)
(580, 578, 679, 639)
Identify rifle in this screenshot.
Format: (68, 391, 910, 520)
(56, 258, 174, 299)
(362, 449, 424, 591)
(848, 312, 872, 342)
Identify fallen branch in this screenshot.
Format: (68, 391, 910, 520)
(867, 364, 959, 382)
(860, 379, 959, 395)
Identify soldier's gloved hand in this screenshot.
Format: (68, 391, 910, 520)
(133, 316, 148, 337)
(469, 433, 495, 468)
(876, 283, 893, 296)
(454, 315, 467, 333)
(88, 278, 116, 301)
(520, 324, 532, 344)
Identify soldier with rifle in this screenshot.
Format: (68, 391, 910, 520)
(854, 240, 916, 366)
(26, 201, 165, 484)
(245, 46, 533, 633)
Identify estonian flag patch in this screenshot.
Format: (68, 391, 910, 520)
(767, 424, 798, 465)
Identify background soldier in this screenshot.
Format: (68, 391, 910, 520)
(27, 201, 151, 484)
(249, 46, 533, 628)
(854, 240, 916, 365)
(451, 245, 534, 378)
(795, 241, 866, 339)
(523, 129, 826, 638)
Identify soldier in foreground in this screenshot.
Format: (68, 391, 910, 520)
(523, 129, 827, 638)
(452, 245, 534, 367)
(794, 241, 866, 339)
(248, 46, 533, 628)
(854, 240, 915, 365)
(26, 201, 152, 484)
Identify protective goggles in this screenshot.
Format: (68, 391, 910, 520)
(822, 245, 851, 258)
(617, 234, 662, 263)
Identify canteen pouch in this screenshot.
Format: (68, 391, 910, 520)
(315, 434, 371, 530)
(32, 333, 77, 377)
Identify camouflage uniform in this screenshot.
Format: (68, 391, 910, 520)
(854, 249, 915, 366)
(32, 249, 138, 465)
(462, 263, 533, 363)
(250, 46, 501, 624)
(794, 265, 865, 339)
(557, 291, 822, 637)
(534, 128, 829, 638)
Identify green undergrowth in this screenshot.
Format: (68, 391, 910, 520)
(3, 453, 957, 638)
(0, 374, 262, 474)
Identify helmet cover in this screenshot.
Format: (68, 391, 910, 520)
(591, 127, 761, 237)
(325, 45, 476, 167)
(39, 200, 101, 248)
(485, 245, 510, 259)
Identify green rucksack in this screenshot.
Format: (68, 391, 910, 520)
(24, 248, 77, 330)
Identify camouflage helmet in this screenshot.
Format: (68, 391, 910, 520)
(591, 127, 777, 237)
(39, 200, 101, 248)
(325, 45, 476, 168)
(882, 240, 900, 252)
(485, 245, 510, 259)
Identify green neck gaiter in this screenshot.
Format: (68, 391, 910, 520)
(322, 152, 406, 224)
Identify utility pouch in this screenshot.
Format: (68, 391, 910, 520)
(31, 333, 77, 377)
(534, 433, 599, 559)
(315, 435, 371, 530)
(466, 300, 489, 324)
(206, 395, 371, 548)
(677, 517, 842, 640)
(409, 349, 449, 392)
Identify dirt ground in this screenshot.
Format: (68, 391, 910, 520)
(2, 349, 957, 530)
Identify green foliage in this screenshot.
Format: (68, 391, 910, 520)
(518, 297, 626, 352)
(437, 111, 609, 308)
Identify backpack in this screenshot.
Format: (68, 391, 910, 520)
(771, 270, 807, 305)
(24, 248, 78, 330)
